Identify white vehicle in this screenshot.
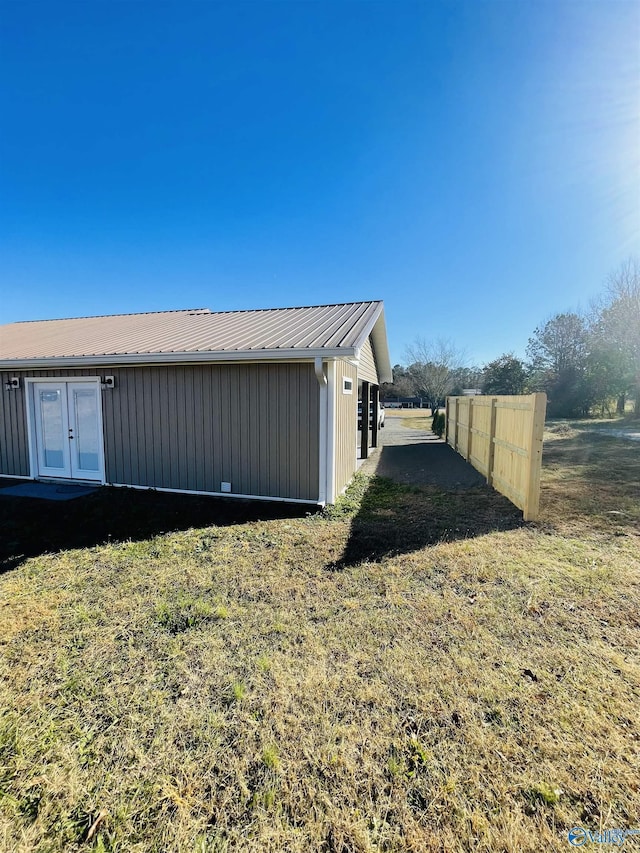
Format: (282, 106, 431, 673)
(357, 400, 385, 430)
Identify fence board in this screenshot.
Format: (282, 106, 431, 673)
(446, 393, 546, 520)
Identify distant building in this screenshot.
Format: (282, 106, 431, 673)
(381, 396, 427, 408)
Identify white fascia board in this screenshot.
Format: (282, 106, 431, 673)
(0, 347, 357, 371)
(370, 315, 393, 383)
(351, 303, 393, 384)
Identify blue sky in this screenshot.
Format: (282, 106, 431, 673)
(1, 0, 638, 366)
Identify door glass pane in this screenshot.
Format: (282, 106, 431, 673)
(38, 389, 65, 468)
(72, 389, 99, 471)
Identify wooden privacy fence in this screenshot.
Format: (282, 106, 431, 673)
(445, 393, 547, 520)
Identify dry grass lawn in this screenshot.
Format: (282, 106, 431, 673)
(385, 409, 431, 420)
(0, 428, 638, 852)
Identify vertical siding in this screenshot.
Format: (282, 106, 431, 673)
(358, 337, 379, 385)
(0, 363, 320, 501)
(334, 361, 358, 496)
(0, 367, 96, 477)
(0, 374, 29, 476)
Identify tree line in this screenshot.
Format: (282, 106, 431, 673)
(382, 260, 640, 418)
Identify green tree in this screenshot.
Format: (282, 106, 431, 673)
(380, 365, 415, 401)
(449, 365, 483, 396)
(584, 343, 629, 416)
(481, 354, 527, 395)
(526, 313, 591, 417)
(591, 259, 640, 416)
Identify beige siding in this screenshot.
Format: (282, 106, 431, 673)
(334, 361, 358, 496)
(0, 373, 30, 476)
(0, 364, 320, 501)
(358, 336, 379, 385)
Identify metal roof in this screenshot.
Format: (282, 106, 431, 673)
(0, 302, 392, 380)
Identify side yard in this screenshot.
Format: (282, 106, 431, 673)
(0, 428, 638, 852)
(547, 417, 640, 443)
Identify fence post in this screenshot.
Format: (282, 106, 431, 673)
(453, 398, 459, 451)
(523, 392, 547, 521)
(371, 384, 379, 449)
(466, 397, 474, 463)
(486, 397, 497, 486)
(445, 398, 449, 444)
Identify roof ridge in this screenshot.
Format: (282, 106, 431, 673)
(7, 301, 382, 325)
(191, 300, 381, 318)
(12, 308, 211, 324)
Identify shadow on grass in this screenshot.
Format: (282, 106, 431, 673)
(329, 475, 525, 570)
(0, 484, 315, 573)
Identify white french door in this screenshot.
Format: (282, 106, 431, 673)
(31, 381, 104, 481)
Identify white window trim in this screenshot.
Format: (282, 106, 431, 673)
(342, 376, 353, 395)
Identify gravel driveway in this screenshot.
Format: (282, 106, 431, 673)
(361, 414, 486, 488)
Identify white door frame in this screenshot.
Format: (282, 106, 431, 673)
(25, 377, 106, 484)
(31, 380, 73, 479)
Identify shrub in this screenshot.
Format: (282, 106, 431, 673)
(432, 411, 446, 438)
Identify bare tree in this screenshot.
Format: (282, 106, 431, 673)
(404, 338, 467, 407)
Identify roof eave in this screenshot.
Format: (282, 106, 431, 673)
(0, 347, 359, 371)
(352, 303, 393, 383)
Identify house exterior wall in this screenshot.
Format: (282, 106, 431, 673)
(358, 336, 379, 385)
(0, 372, 30, 477)
(0, 363, 320, 502)
(333, 360, 358, 496)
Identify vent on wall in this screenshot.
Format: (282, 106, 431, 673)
(221, 482, 232, 493)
